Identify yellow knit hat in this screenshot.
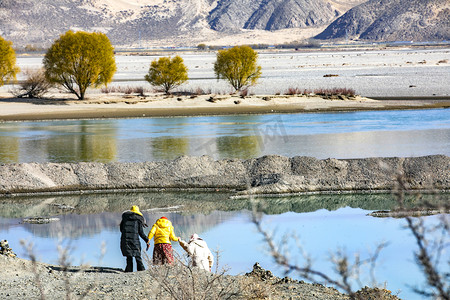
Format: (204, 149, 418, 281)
(130, 205, 143, 216)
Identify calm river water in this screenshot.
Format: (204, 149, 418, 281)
(0, 108, 449, 163)
(0, 192, 448, 300)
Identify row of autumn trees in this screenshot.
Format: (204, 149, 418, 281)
(0, 31, 262, 100)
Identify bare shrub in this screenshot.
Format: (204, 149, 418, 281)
(314, 87, 356, 97)
(123, 86, 133, 95)
(239, 273, 276, 299)
(11, 69, 52, 98)
(100, 86, 119, 94)
(135, 86, 145, 97)
(284, 88, 314, 96)
(20, 240, 46, 299)
(101, 85, 147, 96)
(285, 87, 302, 95)
(194, 87, 207, 95)
(144, 250, 242, 299)
(240, 88, 249, 98)
(177, 87, 213, 96)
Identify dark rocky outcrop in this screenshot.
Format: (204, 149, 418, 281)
(0, 240, 16, 257)
(315, 0, 450, 41)
(0, 155, 448, 196)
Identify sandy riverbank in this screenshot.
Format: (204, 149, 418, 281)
(1, 93, 449, 121)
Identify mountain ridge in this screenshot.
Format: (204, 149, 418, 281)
(315, 0, 450, 41)
(1, 0, 447, 47)
(0, 0, 361, 47)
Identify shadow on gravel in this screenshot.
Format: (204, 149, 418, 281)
(48, 265, 123, 274)
(0, 97, 72, 105)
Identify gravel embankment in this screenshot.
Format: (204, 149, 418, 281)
(0, 155, 448, 196)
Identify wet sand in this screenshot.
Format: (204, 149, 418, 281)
(1, 93, 449, 121)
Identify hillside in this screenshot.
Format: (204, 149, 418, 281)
(0, 0, 364, 48)
(315, 0, 450, 41)
(5, 0, 448, 46)
(208, 0, 338, 32)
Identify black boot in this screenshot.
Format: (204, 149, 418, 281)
(136, 255, 145, 271)
(125, 256, 133, 272)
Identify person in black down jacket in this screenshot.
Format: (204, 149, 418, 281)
(120, 205, 149, 272)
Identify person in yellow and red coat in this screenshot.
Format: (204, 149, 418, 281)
(147, 216, 179, 265)
(120, 205, 149, 272)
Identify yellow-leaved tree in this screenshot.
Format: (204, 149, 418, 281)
(145, 55, 188, 94)
(0, 36, 20, 86)
(43, 30, 116, 100)
(214, 45, 262, 92)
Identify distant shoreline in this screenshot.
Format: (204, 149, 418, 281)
(1, 93, 449, 122)
(14, 42, 450, 56)
(370, 96, 450, 101)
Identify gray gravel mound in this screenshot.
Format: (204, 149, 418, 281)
(0, 155, 448, 196)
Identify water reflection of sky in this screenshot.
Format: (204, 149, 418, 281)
(3, 109, 448, 138)
(0, 109, 449, 163)
(1, 207, 447, 300)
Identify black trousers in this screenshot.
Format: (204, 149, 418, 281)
(125, 255, 145, 272)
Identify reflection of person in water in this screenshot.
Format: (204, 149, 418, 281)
(179, 233, 214, 272)
(147, 216, 179, 265)
(119, 205, 149, 272)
